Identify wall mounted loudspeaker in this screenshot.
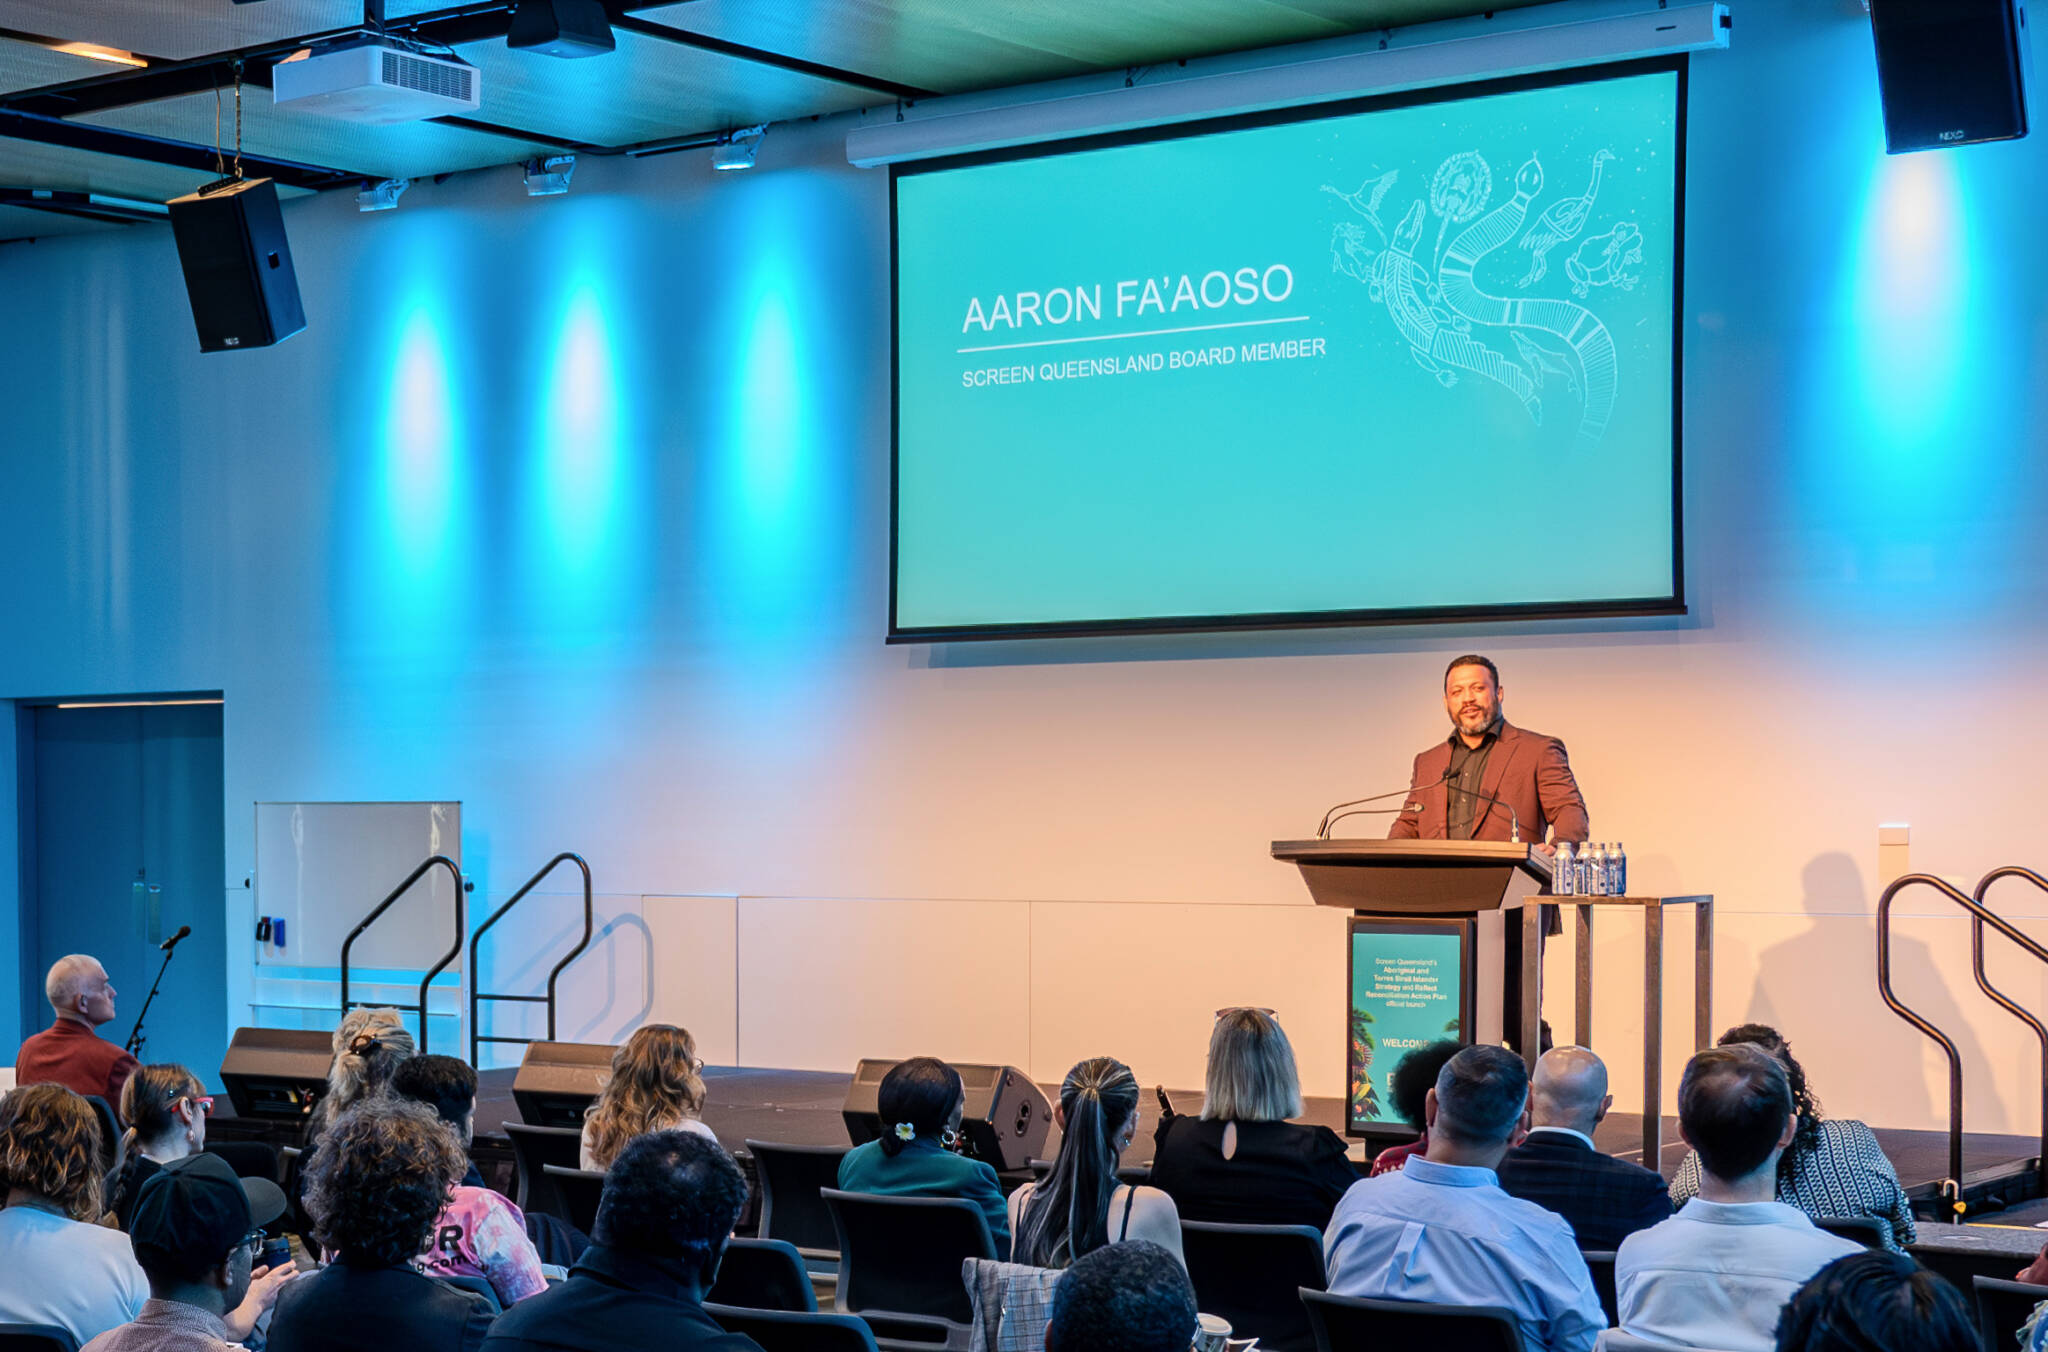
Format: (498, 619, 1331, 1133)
(843, 1059, 1053, 1172)
(1869, 0, 2030, 153)
(166, 177, 306, 352)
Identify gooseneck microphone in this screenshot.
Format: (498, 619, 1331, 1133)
(160, 925, 192, 953)
(1317, 768, 1454, 839)
(1445, 780, 1522, 843)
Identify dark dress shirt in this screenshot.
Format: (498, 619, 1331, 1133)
(1148, 1116, 1358, 1230)
(480, 1244, 760, 1352)
(1495, 1127, 1673, 1252)
(16, 1019, 139, 1108)
(267, 1257, 495, 1352)
(1446, 721, 1501, 839)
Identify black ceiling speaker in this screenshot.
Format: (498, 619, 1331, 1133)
(1870, 0, 2030, 152)
(166, 177, 306, 352)
(508, 0, 616, 58)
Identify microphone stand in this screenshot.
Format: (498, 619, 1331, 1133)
(125, 944, 179, 1059)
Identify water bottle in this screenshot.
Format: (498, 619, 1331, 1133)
(1611, 842, 1628, 896)
(1553, 841, 1576, 896)
(1585, 843, 1608, 896)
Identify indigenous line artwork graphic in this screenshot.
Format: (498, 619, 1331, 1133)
(1323, 149, 1635, 450)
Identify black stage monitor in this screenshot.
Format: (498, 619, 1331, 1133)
(842, 1057, 1052, 1173)
(512, 1040, 614, 1128)
(219, 1027, 333, 1121)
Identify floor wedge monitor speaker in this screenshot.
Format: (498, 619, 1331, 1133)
(219, 1027, 333, 1120)
(1870, 0, 2030, 152)
(166, 177, 306, 352)
(843, 1058, 1053, 1172)
(512, 1040, 615, 1128)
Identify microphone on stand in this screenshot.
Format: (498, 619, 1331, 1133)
(127, 925, 193, 1057)
(1317, 768, 1454, 839)
(159, 925, 192, 953)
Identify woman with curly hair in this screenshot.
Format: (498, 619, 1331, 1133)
(0, 1083, 147, 1343)
(1669, 1023, 1914, 1250)
(268, 1099, 495, 1352)
(579, 1025, 715, 1172)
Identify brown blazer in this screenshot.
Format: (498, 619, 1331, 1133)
(1386, 721, 1589, 845)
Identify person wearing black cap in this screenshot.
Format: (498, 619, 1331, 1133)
(85, 1153, 294, 1352)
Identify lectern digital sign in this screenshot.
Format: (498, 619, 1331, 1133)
(1347, 917, 1472, 1133)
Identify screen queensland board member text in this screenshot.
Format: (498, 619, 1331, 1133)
(892, 62, 1683, 638)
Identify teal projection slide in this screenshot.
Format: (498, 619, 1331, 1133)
(1349, 921, 1468, 1132)
(893, 65, 1681, 635)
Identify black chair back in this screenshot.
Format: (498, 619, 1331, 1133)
(1301, 1289, 1525, 1352)
(83, 1096, 120, 1171)
(747, 1140, 848, 1258)
(205, 1139, 282, 1183)
(1813, 1216, 1888, 1249)
(436, 1274, 503, 1314)
(1975, 1275, 2048, 1352)
(1180, 1221, 1325, 1352)
(505, 1123, 584, 1214)
(540, 1164, 606, 1234)
(704, 1305, 879, 1352)
(822, 1188, 995, 1328)
(1581, 1249, 1619, 1327)
(0, 1325, 79, 1352)
(710, 1237, 818, 1313)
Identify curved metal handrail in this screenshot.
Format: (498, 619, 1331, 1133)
(1876, 871, 2048, 1216)
(1973, 867, 2048, 1188)
(339, 854, 467, 1055)
(467, 852, 595, 1066)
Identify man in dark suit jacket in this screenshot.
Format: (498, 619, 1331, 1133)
(1497, 1047, 1671, 1252)
(481, 1132, 761, 1352)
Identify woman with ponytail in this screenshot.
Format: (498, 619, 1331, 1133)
(1009, 1058, 1182, 1269)
(103, 1062, 210, 1230)
(309, 1007, 417, 1140)
(836, 1056, 1010, 1257)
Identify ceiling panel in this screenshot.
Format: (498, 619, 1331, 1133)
(77, 90, 561, 182)
(455, 28, 879, 149)
(0, 0, 361, 63)
(0, 134, 235, 202)
(0, 203, 127, 240)
(635, 0, 1549, 96)
(0, 35, 116, 95)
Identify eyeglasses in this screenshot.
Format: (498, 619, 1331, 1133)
(238, 1229, 268, 1254)
(1215, 1007, 1277, 1020)
(182, 1096, 216, 1118)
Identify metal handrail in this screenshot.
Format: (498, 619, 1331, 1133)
(467, 852, 595, 1067)
(1876, 871, 2048, 1217)
(1972, 867, 2048, 1192)
(339, 854, 467, 1055)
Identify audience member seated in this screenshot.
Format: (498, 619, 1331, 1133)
(0, 1082, 147, 1343)
(1776, 1251, 1977, 1352)
(16, 955, 140, 1108)
(1366, 1039, 1461, 1177)
(1044, 1240, 1197, 1352)
(85, 1153, 298, 1352)
(1497, 1046, 1671, 1251)
(1010, 1058, 1183, 1268)
(578, 1025, 714, 1172)
(391, 1055, 548, 1305)
(1670, 1024, 1914, 1250)
(835, 1056, 1011, 1257)
(105, 1065, 212, 1231)
(1616, 1045, 1860, 1352)
(269, 1100, 495, 1352)
(307, 1008, 416, 1142)
(480, 1131, 762, 1352)
(1324, 1045, 1602, 1352)
(1149, 1008, 1356, 1230)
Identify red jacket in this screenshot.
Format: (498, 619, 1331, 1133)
(15, 1018, 139, 1110)
(1387, 721, 1589, 846)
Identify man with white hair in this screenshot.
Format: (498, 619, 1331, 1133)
(1496, 1046, 1672, 1250)
(16, 954, 139, 1107)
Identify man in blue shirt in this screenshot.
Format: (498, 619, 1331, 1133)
(1324, 1045, 1604, 1352)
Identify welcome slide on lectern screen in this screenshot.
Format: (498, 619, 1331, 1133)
(892, 61, 1684, 639)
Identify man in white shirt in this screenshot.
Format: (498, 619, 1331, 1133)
(1325, 1045, 1605, 1352)
(1615, 1046, 1861, 1351)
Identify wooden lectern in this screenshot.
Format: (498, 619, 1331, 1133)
(1272, 840, 1553, 1061)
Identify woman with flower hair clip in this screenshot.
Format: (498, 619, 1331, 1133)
(835, 1055, 1011, 1257)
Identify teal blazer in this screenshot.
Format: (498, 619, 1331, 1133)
(837, 1137, 1012, 1259)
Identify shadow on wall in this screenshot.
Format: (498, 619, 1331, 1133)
(476, 899, 654, 1056)
(1743, 852, 2005, 1134)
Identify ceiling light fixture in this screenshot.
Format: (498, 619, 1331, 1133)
(355, 177, 410, 211)
(523, 154, 576, 196)
(507, 0, 616, 58)
(711, 124, 766, 172)
(50, 42, 147, 68)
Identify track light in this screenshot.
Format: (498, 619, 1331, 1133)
(508, 0, 615, 58)
(523, 154, 576, 196)
(355, 177, 410, 211)
(711, 124, 766, 172)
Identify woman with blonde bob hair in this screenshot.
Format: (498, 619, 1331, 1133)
(580, 1024, 715, 1171)
(0, 1083, 147, 1342)
(1148, 1008, 1356, 1229)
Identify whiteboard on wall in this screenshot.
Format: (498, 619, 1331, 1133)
(254, 802, 461, 974)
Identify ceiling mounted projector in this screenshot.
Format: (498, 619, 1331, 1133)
(272, 38, 481, 123)
(508, 0, 616, 58)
